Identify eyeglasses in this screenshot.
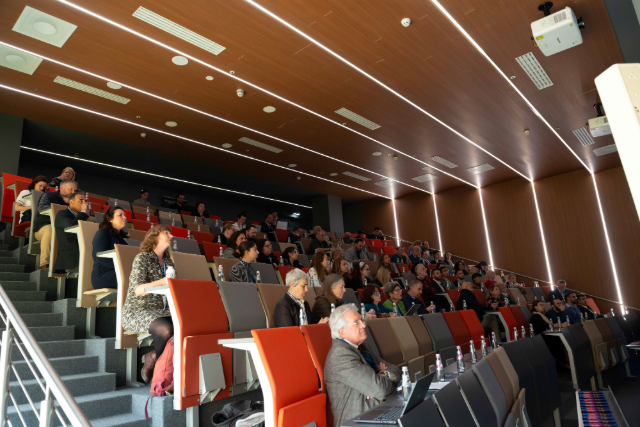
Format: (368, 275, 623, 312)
(362, 267, 370, 271)
(392, 288, 402, 293)
(265, 244, 273, 248)
(372, 292, 381, 296)
(344, 319, 365, 328)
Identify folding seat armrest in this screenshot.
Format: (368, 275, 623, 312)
(83, 288, 118, 307)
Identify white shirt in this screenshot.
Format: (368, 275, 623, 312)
(16, 190, 31, 221)
(233, 222, 246, 231)
(307, 267, 322, 287)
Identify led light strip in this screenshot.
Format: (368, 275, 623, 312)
(429, 0, 592, 173)
(531, 181, 553, 284)
(591, 173, 624, 313)
(19, 146, 311, 208)
(391, 198, 401, 246)
(432, 194, 443, 252)
(242, 0, 530, 182)
(0, 41, 429, 196)
(477, 188, 494, 268)
(55, 0, 478, 188)
(0, 83, 389, 200)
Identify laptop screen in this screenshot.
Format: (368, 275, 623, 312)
(402, 371, 437, 416)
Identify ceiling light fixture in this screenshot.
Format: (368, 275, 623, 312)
(51, 1, 475, 188)
(478, 188, 494, 268)
(531, 181, 553, 284)
(5, 55, 26, 66)
(165, 121, 177, 127)
(432, 194, 443, 252)
(329, 173, 338, 176)
(1, 83, 390, 199)
(0, 46, 42, 75)
(20, 146, 311, 208)
(171, 56, 188, 65)
(222, 143, 232, 148)
(106, 82, 121, 90)
(263, 106, 276, 113)
(372, 152, 381, 156)
(205, 76, 214, 81)
(288, 164, 297, 167)
(33, 21, 57, 35)
(12, 6, 77, 47)
(0, 41, 430, 195)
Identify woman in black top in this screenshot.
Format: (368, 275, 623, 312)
(454, 261, 469, 275)
(91, 207, 129, 289)
(486, 285, 506, 308)
(345, 261, 370, 290)
(282, 246, 303, 269)
(190, 202, 210, 221)
(530, 299, 552, 335)
(256, 239, 278, 268)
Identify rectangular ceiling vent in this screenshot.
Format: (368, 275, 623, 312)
(412, 173, 437, 183)
(342, 171, 371, 181)
(429, 155, 458, 168)
(239, 137, 282, 153)
(12, 6, 77, 48)
(515, 52, 553, 90)
(335, 108, 381, 130)
(133, 7, 226, 55)
(53, 76, 130, 104)
(467, 163, 495, 174)
(572, 127, 594, 146)
(374, 179, 393, 187)
(593, 144, 617, 156)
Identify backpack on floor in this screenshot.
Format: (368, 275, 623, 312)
(145, 338, 174, 420)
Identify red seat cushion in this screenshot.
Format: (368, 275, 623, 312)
(540, 286, 551, 299)
(371, 240, 383, 247)
(586, 298, 600, 315)
(447, 289, 461, 308)
(509, 306, 530, 336)
(396, 263, 409, 275)
(499, 307, 519, 340)
(442, 312, 472, 354)
(369, 246, 383, 255)
(192, 230, 215, 246)
(278, 394, 327, 427)
(382, 246, 395, 255)
(459, 310, 488, 347)
(275, 229, 288, 242)
(202, 242, 226, 261)
(167, 225, 188, 238)
(473, 290, 487, 306)
(278, 265, 298, 282)
(130, 219, 153, 232)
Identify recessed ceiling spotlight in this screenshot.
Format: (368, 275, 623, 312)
(229, 70, 235, 75)
(330, 173, 338, 176)
(222, 143, 232, 148)
(393, 155, 399, 160)
(510, 76, 516, 80)
(555, 127, 560, 131)
(12, 6, 77, 47)
(106, 82, 121, 90)
(372, 152, 382, 156)
(33, 20, 57, 35)
(523, 129, 530, 135)
(401, 18, 412, 27)
(5, 54, 26, 66)
(140, 133, 146, 138)
(171, 56, 188, 65)
(205, 76, 214, 81)
(165, 121, 177, 127)
(288, 164, 297, 167)
(263, 106, 276, 113)
(136, 116, 141, 119)
(297, 176, 301, 180)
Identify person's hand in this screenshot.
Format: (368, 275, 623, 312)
(319, 318, 329, 324)
(491, 303, 498, 310)
(80, 198, 88, 213)
(378, 362, 387, 371)
(426, 305, 434, 313)
(366, 309, 376, 319)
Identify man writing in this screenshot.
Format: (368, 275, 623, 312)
(344, 239, 367, 263)
(324, 305, 401, 427)
(53, 192, 89, 273)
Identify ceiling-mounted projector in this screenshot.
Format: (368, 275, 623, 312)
(587, 103, 612, 137)
(531, 2, 585, 56)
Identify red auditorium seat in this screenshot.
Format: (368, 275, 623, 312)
(277, 265, 299, 282)
(509, 305, 530, 336)
(427, 264, 438, 271)
(473, 290, 487, 306)
(586, 298, 600, 315)
(357, 289, 364, 299)
(123, 209, 134, 222)
(301, 323, 334, 426)
(192, 230, 215, 245)
(210, 215, 220, 220)
(459, 310, 488, 348)
(133, 212, 158, 223)
(369, 246, 383, 256)
(382, 240, 394, 247)
(87, 196, 106, 208)
(130, 219, 153, 232)
(275, 229, 288, 243)
(273, 251, 281, 260)
(371, 240, 383, 247)
(442, 312, 472, 354)
(382, 246, 395, 255)
(499, 307, 519, 341)
(251, 221, 260, 225)
(364, 239, 372, 246)
(180, 210, 190, 216)
(447, 289, 461, 308)
(540, 286, 551, 300)
(1, 173, 31, 223)
(223, 220, 234, 225)
(396, 263, 410, 275)
(202, 242, 226, 261)
(167, 225, 189, 238)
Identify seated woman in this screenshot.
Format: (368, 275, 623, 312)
(377, 254, 398, 278)
(274, 268, 329, 327)
(307, 251, 331, 287)
(91, 207, 129, 289)
(361, 283, 393, 316)
(228, 241, 259, 282)
(15, 175, 48, 223)
(49, 167, 75, 188)
(475, 261, 489, 275)
(332, 257, 349, 281)
(454, 261, 469, 275)
(486, 285, 506, 308)
(312, 273, 346, 320)
(382, 282, 406, 316)
(190, 202, 209, 221)
(122, 225, 175, 382)
(346, 261, 370, 290)
(376, 266, 393, 288)
(530, 299, 551, 335)
(256, 239, 278, 268)
(222, 230, 246, 258)
(282, 246, 303, 269)
(443, 252, 455, 268)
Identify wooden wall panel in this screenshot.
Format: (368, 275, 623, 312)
(594, 167, 640, 309)
(482, 178, 548, 285)
(358, 198, 395, 237)
(394, 192, 438, 247)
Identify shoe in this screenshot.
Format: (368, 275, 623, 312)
(141, 351, 157, 383)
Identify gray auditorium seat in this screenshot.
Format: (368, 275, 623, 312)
(363, 326, 381, 359)
(421, 313, 457, 363)
(157, 207, 179, 213)
(124, 239, 141, 247)
(402, 273, 417, 283)
(457, 373, 499, 427)
(297, 254, 310, 268)
(531, 287, 546, 301)
(398, 398, 445, 427)
(171, 237, 200, 255)
(342, 289, 360, 306)
(252, 263, 280, 284)
(271, 241, 281, 252)
(519, 305, 531, 324)
(94, 212, 105, 223)
(107, 200, 131, 211)
(472, 358, 508, 426)
(501, 341, 542, 426)
(433, 380, 477, 426)
(159, 217, 182, 227)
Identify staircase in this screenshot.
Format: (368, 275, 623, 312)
(0, 225, 182, 426)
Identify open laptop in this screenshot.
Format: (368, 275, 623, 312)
(354, 371, 437, 424)
(404, 303, 421, 316)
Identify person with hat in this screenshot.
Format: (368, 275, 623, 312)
(133, 189, 150, 205)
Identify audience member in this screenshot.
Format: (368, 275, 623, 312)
(356, 230, 367, 241)
(287, 226, 302, 243)
(382, 282, 406, 315)
(169, 192, 189, 212)
(576, 294, 603, 320)
(419, 249, 431, 265)
(15, 175, 48, 223)
(216, 224, 234, 245)
(497, 281, 515, 305)
(377, 254, 396, 279)
(485, 270, 498, 288)
(432, 251, 443, 263)
(457, 282, 501, 341)
(564, 292, 581, 324)
(401, 280, 431, 314)
(546, 298, 569, 327)
(91, 206, 129, 289)
(270, 211, 279, 226)
(308, 229, 331, 255)
(257, 239, 278, 268)
(308, 251, 331, 287)
(548, 280, 569, 302)
(313, 274, 347, 320)
(429, 268, 448, 293)
(53, 192, 89, 272)
(452, 270, 466, 289)
(530, 300, 552, 335)
(471, 273, 483, 290)
(366, 227, 384, 240)
(475, 261, 489, 274)
(390, 246, 410, 265)
(49, 167, 75, 188)
(33, 180, 78, 269)
(324, 304, 400, 427)
(122, 225, 175, 382)
(228, 241, 259, 282)
(246, 224, 258, 243)
(361, 284, 392, 316)
(442, 252, 454, 268)
(133, 189, 150, 206)
(412, 263, 431, 289)
(455, 261, 469, 275)
(222, 230, 246, 258)
(190, 202, 209, 221)
(344, 239, 367, 263)
(505, 274, 519, 288)
(408, 246, 422, 264)
(274, 269, 328, 327)
(259, 213, 275, 233)
(341, 232, 355, 244)
(308, 225, 321, 240)
(282, 246, 303, 269)
(346, 261, 370, 290)
(332, 257, 349, 277)
(376, 266, 393, 288)
(486, 285, 506, 308)
(438, 265, 454, 289)
(232, 211, 247, 231)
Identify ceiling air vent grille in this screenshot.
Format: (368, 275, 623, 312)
(467, 164, 495, 174)
(342, 171, 371, 181)
(239, 137, 282, 153)
(374, 179, 394, 187)
(572, 127, 594, 146)
(133, 7, 226, 55)
(593, 144, 617, 156)
(53, 76, 130, 104)
(412, 173, 437, 182)
(515, 52, 553, 90)
(335, 108, 381, 130)
(429, 155, 458, 168)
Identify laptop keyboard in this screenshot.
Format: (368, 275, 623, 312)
(374, 407, 403, 421)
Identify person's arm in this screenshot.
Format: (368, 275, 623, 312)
(312, 298, 330, 320)
(130, 255, 166, 296)
(38, 193, 52, 213)
(330, 346, 398, 401)
(227, 263, 243, 282)
(274, 300, 294, 327)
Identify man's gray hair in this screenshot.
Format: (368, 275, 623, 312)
(285, 268, 309, 288)
(329, 303, 358, 340)
(68, 192, 83, 202)
(382, 281, 399, 298)
(557, 279, 566, 285)
(60, 180, 77, 189)
(408, 279, 420, 290)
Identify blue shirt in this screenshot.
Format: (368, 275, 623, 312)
(548, 288, 568, 303)
(408, 253, 422, 264)
(564, 304, 582, 324)
(546, 308, 568, 324)
(390, 254, 408, 264)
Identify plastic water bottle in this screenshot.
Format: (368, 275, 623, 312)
(582, 312, 587, 322)
(504, 297, 509, 307)
(430, 301, 435, 313)
(364, 278, 368, 287)
(463, 300, 467, 310)
(436, 354, 445, 382)
(513, 327, 518, 341)
(501, 270, 505, 280)
(194, 216, 197, 224)
(401, 367, 411, 401)
(171, 218, 175, 226)
(165, 265, 176, 279)
(481, 338, 488, 357)
(609, 309, 614, 317)
(349, 262, 353, 273)
(256, 271, 262, 283)
(287, 236, 291, 243)
(549, 322, 554, 332)
(171, 239, 178, 251)
(470, 340, 477, 364)
(55, 186, 59, 192)
(88, 202, 92, 213)
(361, 303, 367, 322)
(187, 230, 191, 239)
(529, 324, 535, 338)
(541, 296, 545, 302)
(218, 265, 224, 281)
(393, 303, 398, 317)
(169, 212, 172, 219)
(217, 235, 221, 244)
(115, 200, 118, 206)
(197, 224, 201, 232)
(218, 247, 223, 257)
(404, 278, 408, 289)
(146, 206, 150, 214)
(449, 301, 455, 312)
(521, 326, 526, 339)
(517, 297, 521, 304)
(330, 303, 335, 313)
(491, 332, 497, 349)
(147, 213, 150, 222)
(557, 321, 562, 331)
(279, 256, 284, 266)
(456, 346, 465, 373)
(534, 281, 539, 287)
(299, 307, 306, 326)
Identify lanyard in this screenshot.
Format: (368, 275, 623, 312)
(154, 252, 166, 277)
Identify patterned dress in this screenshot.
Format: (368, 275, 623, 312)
(122, 251, 175, 334)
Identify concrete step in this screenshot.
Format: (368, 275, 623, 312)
(12, 339, 85, 361)
(0, 272, 31, 281)
(0, 244, 10, 251)
(5, 290, 47, 301)
(21, 325, 75, 343)
(0, 257, 19, 265)
(0, 264, 25, 273)
(0, 281, 38, 291)
(12, 301, 53, 314)
(1, 313, 62, 328)
(91, 413, 152, 427)
(9, 372, 116, 405)
(12, 355, 99, 379)
(0, 250, 13, 257)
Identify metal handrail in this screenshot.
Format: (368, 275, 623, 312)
(384, 234, 639, 313)
(0, 285, 91, 427)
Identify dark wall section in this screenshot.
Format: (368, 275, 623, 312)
(0, 113, 23, 176)
(343, 202, 363, 233)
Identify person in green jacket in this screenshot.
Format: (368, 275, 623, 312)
(382, 282, 406, 316)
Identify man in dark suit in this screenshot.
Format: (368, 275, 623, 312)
(548, 280, 569, 303)
(259, 213, 275, 234)
(169, 192, 189, 212)
(287, 226, 302, 244)
(308, 229, 330, 255)
(53, 192, 89, 272)
(457, 282, 501, 341)
(341, 232, 355, 245)
(576, 294, 603, 320)
(366, 227, 384, 240)
(401, 280, 432, 315)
